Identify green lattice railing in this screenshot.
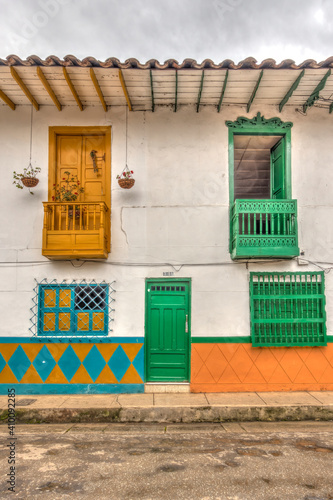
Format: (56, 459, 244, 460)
(231, 199, 299, 259)
(250, 272, 327, 346)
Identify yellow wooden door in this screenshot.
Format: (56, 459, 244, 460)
(56, 134, 107, 205)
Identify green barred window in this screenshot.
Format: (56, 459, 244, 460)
(38, 284, 109, 336)
(250, 272, 327, 347)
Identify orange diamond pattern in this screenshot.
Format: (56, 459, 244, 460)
(0, 342, 144, 387)
(191, 343, 333, 392)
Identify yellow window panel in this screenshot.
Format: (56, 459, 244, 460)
(43, 313, 56, 331)
(59, 313, 71, 331)
(77, 312, 89, 331)
(44, 289, 56, 308)
(59, 289, 71, 308)
(93, 312, 104, 331)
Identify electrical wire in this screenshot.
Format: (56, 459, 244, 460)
(1, 257, 332, 272)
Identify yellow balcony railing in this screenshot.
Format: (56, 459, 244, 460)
(42, 202, 110, 260)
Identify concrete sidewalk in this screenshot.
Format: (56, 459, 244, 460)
(1, 391, 333, 424)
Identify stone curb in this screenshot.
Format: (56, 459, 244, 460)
(1, 405, 333, 424)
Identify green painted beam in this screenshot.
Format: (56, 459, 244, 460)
(247, 70, 263, 113)
(191, 336, 251, 343)
(329, 101, 333, 114)
(174, 70, 178, 112)
(150, 70, 155, 112)
(279, 69, 304, 112)
(303, 69, 331, 113)
(196, 70, 204, 113)
(217, 70, 228, 113)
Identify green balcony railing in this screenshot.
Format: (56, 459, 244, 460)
(231, 199, 299, 259)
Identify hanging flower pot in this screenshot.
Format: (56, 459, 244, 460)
(117, 167, 135, 189)
(118, 178, 135, 189)
(13, 165, 41, 195)
(22, 177, 39, 188)
(12, 108, 41, 195)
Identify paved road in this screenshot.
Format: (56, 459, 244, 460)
(1, 422, 333, 500)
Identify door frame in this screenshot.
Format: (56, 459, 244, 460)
(144, 278, 191, 383)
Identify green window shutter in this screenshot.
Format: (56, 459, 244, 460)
(250, 272, 327, 347)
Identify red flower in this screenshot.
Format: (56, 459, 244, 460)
(75, 192, 78, 195)
(52, 196, 55, 200)
(131, 171, 133, 174)
(123, 172, 126, 177)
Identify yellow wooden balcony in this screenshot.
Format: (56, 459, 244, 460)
(42, 202, 110, 260)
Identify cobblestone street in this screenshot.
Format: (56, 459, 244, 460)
(1, 422, 333, 499)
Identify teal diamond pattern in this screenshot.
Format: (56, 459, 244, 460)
(132, 346, 144, 381)
(58, 345, 81, 382)
(108, 346, 131, 382)
(8, 346, 31, 382)
(0, 353, 6, 374)
(82, 346, 106, 382)
(32, 345, 56, 382)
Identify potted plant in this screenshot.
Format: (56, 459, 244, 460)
(13, 165, 41, 194)
(52, 171, 84, 218)
(117, 168, 135, 189)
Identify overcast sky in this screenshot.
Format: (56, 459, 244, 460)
(0, 0, 332, 64)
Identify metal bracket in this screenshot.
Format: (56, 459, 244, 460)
(90, 150, 105, 173)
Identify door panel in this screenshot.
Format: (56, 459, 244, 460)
(56, 134, 107, 205)
(146, 281, 190, 382)
(271, 138, 285, 200)
(271, 138, 286, 234)
(57, 136, 82, 195)
(82, 135, 106, 203)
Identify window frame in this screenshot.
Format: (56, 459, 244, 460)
(37, 283, 110, 337)
(226, 113, 293, 254)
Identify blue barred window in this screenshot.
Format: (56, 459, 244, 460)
(38, 284, 109, 336)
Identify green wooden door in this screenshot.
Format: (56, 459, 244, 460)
(145, 280, 190, 382)
(271, 138, 286, 235)
(271, 138, 285, 200)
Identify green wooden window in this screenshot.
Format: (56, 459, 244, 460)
(250, 272, 327, 347)
(226, 113, 299, 260)
(38, 284, 109, 336)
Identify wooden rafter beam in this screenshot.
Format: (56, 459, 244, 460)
(174, 70, 178, 112)
(0, 88, 15, 110)
(303, 69, 331, 113)
(247, 70, 263, 113)
(37, 67, 61, 111)
(90, 68, 107, 112)
(63, 67, 83, 111)
(118, 69, 132, 111)
(150, 70, 155, 112)
(329, 101, 333, 114)
(10, 67, 39, 110)
(217, 70, 228, 113)
(279, 70, 304, 112)
(196, 70, 204, 113)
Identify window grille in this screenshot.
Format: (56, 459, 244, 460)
(250, 272, 327, 346)
(30, 279, 115, 338)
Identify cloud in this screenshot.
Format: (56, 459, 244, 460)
(0, 0, 332, 63)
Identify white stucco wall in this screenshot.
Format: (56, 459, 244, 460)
(0, 104, 332, 338)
